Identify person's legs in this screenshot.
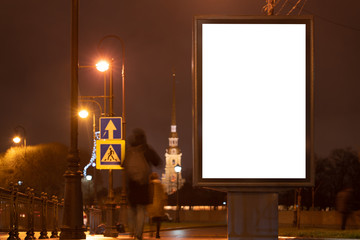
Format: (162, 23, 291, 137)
(341, 212, 349, 230)
(149, 217, 154, 237)
(127, 204, 136, 237)
(152, 217, 162, 238)
(134, 204, 146, 240)
(156, 220, 161, 238)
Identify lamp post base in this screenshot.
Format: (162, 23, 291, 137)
(59, 227, 86, 240)
(119, 191, 127, 230)
(104, 202, 118, 237)
(60, 169, 86, 240)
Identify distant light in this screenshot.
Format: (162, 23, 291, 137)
(13, 136, 21, 144)
(18, 180, 23, 185)
(79, 109, 89, 119)
(96, 60, 109, 72)
(174, 164, 182, 173)
(223, 201, 227, 205)
(86, 175, 92, 181)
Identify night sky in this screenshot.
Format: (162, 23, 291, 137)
(1, 0, 360, 177)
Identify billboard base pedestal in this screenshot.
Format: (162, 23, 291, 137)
(228, 192, 278, 240)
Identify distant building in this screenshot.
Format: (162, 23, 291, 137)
(162, 72, 184, 194)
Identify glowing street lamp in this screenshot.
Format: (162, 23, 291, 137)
(174, 164, 182, 174)
(13, 125, 26, 147)
(95, 60, 109, 72)
(78, 109, 89, 119)
(13, 136, 21, 144)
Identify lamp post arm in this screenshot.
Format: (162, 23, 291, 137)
(97, 34, 126, 129)
(79, 99, 103, 117)
(78, 65, 96, 68)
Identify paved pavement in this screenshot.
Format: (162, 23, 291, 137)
(1, 228, 227, 240)
(0, 227, 356, 240)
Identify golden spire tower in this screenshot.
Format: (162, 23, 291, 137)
(162, 72, 184, 194)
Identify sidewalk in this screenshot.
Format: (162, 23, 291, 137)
(1, 225, 359, 240)
(0, 230, 227, 240)
(0, 233, 357, 240)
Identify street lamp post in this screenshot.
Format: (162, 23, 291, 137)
(78, 56, 118, 237)
(174, 164, 182, 223)
(78, 105, 102, 205)
(78, 61, 110, 207)
(97, 35, 126, 236)
(85, 174, 92, 207)
(60, 0, 85, 239)
(87, 58, 118, 237)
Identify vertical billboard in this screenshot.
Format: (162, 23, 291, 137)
(193, 16, 314, 187)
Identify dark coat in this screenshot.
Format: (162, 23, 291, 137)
(336, 188, 354, 214)
(124, 128, 162, 206)
(147, 179, 167, 218)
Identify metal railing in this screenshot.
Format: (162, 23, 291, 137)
(87, 206, 102, 234)
(0, 183, 63, 239)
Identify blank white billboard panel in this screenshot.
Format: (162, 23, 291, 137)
(203, 24, 306, 179)
(193, 16, 313, 187)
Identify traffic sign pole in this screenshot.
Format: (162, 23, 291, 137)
(104, 68, 120, 237)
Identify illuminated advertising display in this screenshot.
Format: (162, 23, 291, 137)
(193, 16, 314, 188)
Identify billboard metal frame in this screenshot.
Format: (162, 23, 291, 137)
(192, 15, 314, 188)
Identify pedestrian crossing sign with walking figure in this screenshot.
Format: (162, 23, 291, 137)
(96, 139, 125, 169)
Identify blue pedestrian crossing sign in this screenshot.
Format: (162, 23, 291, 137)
(100, 117, 122, 140)
(96, 139, 125, 169)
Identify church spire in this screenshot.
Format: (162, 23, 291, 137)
(162, 70, 184, 194)
(170, 71, 178, 138)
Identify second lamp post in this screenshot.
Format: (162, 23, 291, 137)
(174, 164, 182, 223)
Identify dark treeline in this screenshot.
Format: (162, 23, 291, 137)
(2, 144, 359, 209)
(279, 148, 360, 210)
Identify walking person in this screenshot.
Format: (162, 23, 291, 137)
(147, 172, 167, 239)
(123, 128, 162, 240)
(336, 186, 354, 230)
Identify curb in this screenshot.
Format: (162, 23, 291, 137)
(158, 224, 227, 232)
